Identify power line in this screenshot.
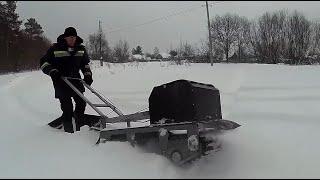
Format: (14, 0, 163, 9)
(106, 1, 225, 34)
(107, 6, 201, 33)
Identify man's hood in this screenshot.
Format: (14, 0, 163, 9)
(57, 34, 83, 46)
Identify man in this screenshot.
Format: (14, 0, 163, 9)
(40, 27, 93, 133)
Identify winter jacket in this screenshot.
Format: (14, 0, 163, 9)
(40, 34, 92, 98)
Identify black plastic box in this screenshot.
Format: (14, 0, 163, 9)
(149, 79, 222, 124)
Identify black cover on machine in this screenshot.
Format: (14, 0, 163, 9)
(148, 79, 222, 124)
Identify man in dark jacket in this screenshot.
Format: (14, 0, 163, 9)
(40, 27, 93, 133)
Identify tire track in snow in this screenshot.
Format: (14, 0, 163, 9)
(1, 72, 59, 126)
(218, 65, 249, 119)
(224, 65, 320, 125)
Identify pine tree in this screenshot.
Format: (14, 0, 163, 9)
(132, 45, 142, 55)
(24, 18, 44, 38)
(0, 1, 22, 72)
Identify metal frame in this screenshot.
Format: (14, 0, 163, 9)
(61, 77, 133, 129)
(60, 76, 152, 144)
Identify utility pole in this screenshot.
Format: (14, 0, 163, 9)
(99, 20, 103, 66)
(206, 1, 214, 66)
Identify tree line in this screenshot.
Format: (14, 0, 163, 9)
(86, 9, 320, 65)
(209, 9, 320, 65)
(86, 28, 203, 63)
(0, 1, 51, 73)
(2, 2, 320, 74)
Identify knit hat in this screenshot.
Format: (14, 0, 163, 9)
(63, 27, 77, 37)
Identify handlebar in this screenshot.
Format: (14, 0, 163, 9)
(61, 76, 83, 81)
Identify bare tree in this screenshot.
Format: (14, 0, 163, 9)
(249, 20, 265, 62)
(210, 14, 241, 63)
(309, 22, 320, 59)
(175, 41, 196, 64)
(236, 16, 252, 62)
(87, 31, 111, 61)
(286, 10, 311, 64)
(112, 39, 130, 63)
(252, 10, 287, 64)
(87, 33, 99, 58)
(181, 41, 195, 58)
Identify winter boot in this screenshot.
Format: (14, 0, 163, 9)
(63, 121, 74, 133)
(73, 113, 86, 131)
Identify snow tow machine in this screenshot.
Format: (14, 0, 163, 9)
(48, 77, 241, 166)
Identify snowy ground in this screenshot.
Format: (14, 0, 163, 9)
(1, 61, 320, 178)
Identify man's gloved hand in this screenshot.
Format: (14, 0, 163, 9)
(84, 74, 93, 85)
(50, 69, 62, 81)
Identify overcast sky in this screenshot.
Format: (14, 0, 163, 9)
(16, 1, 320, 53)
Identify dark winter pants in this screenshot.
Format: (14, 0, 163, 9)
(59, 94, 86, 133)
